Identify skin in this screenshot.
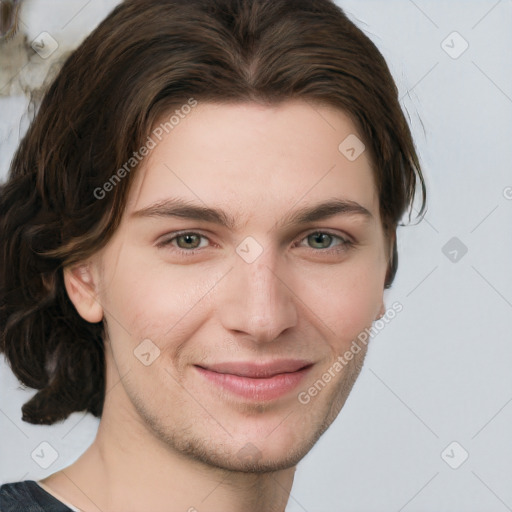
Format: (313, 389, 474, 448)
(41, 100, 390, 512)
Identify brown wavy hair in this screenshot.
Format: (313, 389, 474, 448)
(0, 0, 426, 425)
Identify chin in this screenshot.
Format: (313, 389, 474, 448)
(191, 417, 332, 474)
(201, 440, 314, 474)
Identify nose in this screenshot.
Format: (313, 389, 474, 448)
(218, 244, 298, 343)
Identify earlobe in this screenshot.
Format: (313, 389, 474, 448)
(63, 264, 104, 323)
(376, 302, 386, 320)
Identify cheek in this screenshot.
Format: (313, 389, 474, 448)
(99, 248, 223, 346)
(295, 255, 385, 345)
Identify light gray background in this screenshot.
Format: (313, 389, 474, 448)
(1, 1, 511, 511)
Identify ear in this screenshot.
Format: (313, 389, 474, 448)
(63, 263, 104, 323)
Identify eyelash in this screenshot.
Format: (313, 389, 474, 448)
(156, 230, 354, 256)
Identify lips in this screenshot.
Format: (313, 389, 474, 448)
(195, 359, 313, 378)
(194, 359, 314, 401)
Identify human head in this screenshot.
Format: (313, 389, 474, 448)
(0, 0, 425, 440)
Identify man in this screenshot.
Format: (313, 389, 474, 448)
(0, 1, 425, 510)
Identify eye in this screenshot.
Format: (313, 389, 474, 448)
(298, 231, 353, 252)
(156, 232, 210, 253)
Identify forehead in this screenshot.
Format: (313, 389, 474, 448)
(125, 100, 379, 226)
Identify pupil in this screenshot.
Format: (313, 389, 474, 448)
(311, 233, 331, 248)
(181, 234, 198, 248)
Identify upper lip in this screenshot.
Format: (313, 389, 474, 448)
(196, 359, 313, 378)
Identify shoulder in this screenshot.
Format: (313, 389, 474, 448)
(0, 480, 72, 511)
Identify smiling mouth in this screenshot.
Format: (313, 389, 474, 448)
(194, 360, 314, 401)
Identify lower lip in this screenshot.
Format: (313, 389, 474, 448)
(195, 366, 312, 401)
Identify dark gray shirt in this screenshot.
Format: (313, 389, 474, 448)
(0, 481, 74, 511)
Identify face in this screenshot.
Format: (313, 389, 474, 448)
(69, 100, 389, 472)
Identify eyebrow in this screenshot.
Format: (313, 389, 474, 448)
(131, 197, 373, 229)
